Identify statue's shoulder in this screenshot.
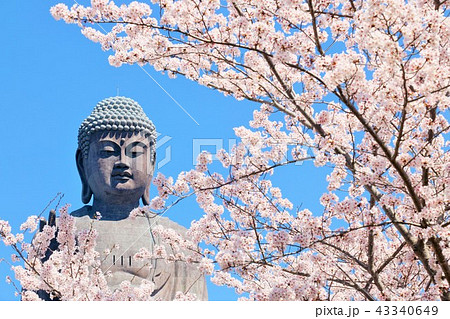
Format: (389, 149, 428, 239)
(70, 205, 92, 218)
(145, 213, 188, 235)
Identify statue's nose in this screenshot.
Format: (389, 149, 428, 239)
(114, 150, 131, 168)
(114, 161, 130, 169)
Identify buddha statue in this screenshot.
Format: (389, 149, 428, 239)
(70, 96, 207, 300)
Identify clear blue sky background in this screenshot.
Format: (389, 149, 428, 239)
(0, 1, 331, 300)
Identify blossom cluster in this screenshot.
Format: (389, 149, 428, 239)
(1, 206, 165, 300)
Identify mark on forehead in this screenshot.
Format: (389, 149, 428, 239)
(120, 139, 126, 146)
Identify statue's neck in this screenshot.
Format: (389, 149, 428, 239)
(91, 199, 139, 221)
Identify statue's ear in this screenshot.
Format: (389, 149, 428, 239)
(142, 183, 151, 206)
(141, 150, 156, 206)
(76, 149, 92, 204)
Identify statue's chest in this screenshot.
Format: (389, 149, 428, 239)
(74, 218, 163, 282)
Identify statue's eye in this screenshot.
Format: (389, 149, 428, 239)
(129, 150, 144, 158)
(99, 147, 116, 157)
(126, 143, 147, 158)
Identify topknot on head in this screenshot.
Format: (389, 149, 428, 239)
(78, 96, 156, 158)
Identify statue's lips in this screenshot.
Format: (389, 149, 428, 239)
(111, 171, 132, 180)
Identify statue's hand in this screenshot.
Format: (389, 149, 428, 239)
(36, 209, 60, 301)
(39, 209, 56, 230)
(38, 209, 59, 263)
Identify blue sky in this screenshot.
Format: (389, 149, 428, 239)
(0, 1, 331, 300)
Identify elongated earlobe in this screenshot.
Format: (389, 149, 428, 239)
(142, 183, 151, 206)
(142, 150, 156, 206)
(76, 149, 93, 204)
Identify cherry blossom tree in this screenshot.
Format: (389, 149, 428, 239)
(0, 205, 163, 300)
(0, 203, 201, 300)
(2, 0, 449, 300)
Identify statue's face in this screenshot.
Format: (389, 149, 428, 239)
(84, 131, 154, 204)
